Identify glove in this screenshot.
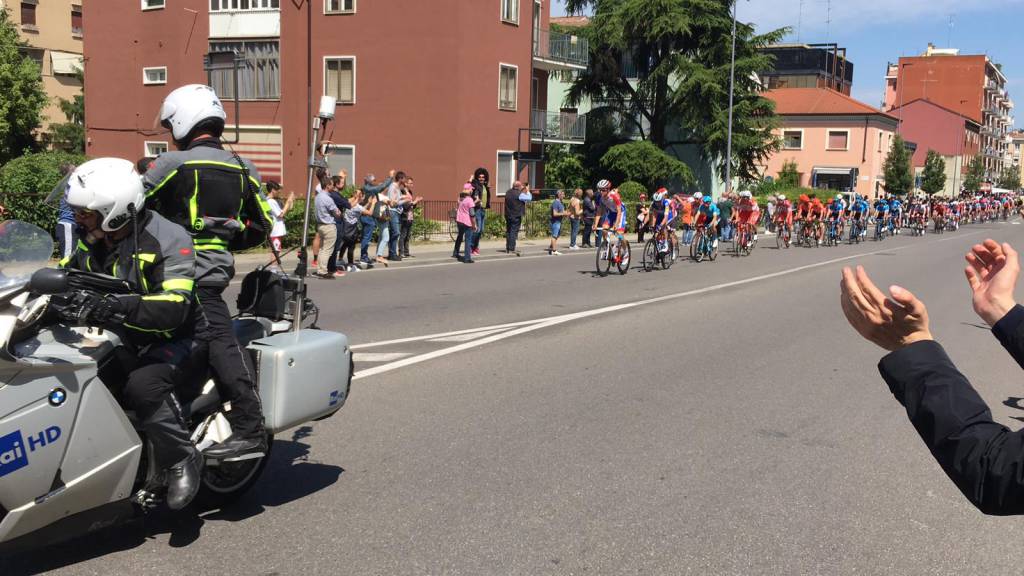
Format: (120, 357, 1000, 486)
(52, 291, 127, 327)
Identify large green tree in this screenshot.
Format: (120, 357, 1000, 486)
(600, 140, 694, 190)
(50, 70, 84, 153)
(962, 154, 985, 195)
(920, 150, 946, 196)
(883, 134, 913, 196)
(563, 0, 786, 183)
(0, 9, 47, 164)
(998, 166, 1021, 191)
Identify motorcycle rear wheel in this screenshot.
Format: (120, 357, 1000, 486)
(196, 434, 274, 508)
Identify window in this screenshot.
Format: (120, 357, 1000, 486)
(501, 0, 519, 24)
(497, 151, 515, 193)
(878, 131, 883, 153)
(782, 130, 802, 150)
(324, 57, 355, 104)
(71, 5, 83, 36)
(209, 0, 279, 10)
(209, 41, 280, 100)
(827, 130, 849, 151)
(143, 67, 168, 85)
(499, 64, 518, 111)
(324, 144, 355, 180)
(144, 141, 169, 156)
(22, 47, 44, 71)
(324, 0, 355, 14)
(21, 1, 37, 27)
(142, 0, 166, 9)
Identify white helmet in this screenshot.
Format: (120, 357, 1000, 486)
(65, 158, 146, 232)
(692, 192, 702, 200)
(597, 179, 612, 190)
(739, 190, 752, 199)
(159, 84, 227, 143)
(777, 194, 787, 201)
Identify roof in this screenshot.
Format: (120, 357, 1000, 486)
(765, 88, 898, 120)
(888, 98, 982, 129)
(551, 16, 590, 28)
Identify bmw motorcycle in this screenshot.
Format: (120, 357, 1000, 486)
(0, 220, 352, 553)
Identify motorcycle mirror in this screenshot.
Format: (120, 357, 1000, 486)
(30, 268, 69, 295)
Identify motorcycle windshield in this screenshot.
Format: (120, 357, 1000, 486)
(0, 221, 55, 291)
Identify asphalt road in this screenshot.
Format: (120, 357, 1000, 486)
(8, 221, 1024, 575)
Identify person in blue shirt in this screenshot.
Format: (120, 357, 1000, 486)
(874, 197, 890, 220)
(696, 195, 721, 249)
(890, 197, 904, 233)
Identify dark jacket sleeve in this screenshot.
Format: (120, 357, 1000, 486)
(116, 223, 196, 336)
(879, 339, 1024, 515)
(993, 305, 1024, 370)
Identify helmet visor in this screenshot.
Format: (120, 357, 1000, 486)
(45, 173, 72, 206)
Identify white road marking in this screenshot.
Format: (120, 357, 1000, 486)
(354, 229, 988, 381)
(427, 327, 516, 343)
(353, 352, 415, 363)
(350, 319, 544, 350)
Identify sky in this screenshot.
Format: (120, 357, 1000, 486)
(552, 0, 1024, 129)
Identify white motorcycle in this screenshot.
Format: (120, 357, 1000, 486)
(0, 220, 352, 553)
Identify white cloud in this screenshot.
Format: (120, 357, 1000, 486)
(740, 0, 1024, 37)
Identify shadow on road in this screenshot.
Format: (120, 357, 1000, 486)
(1, 427, 343, 576)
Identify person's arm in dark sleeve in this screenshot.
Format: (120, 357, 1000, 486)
(879, 339, 1024, 515)
(992, 305, 1024, 370)
(117, 227, 196, 335)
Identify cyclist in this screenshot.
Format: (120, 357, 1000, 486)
(873, 196, 890, 237)
(890, 196, 904, 234)
(808, 194, 826, 245)
(694, 195, 720, 252)
(827, 193, 847, 242)
(773, 194, 793, 235)
(849, 195, 868, 239)
(594, 179, 628, 256)
(734, 191, 760, 249)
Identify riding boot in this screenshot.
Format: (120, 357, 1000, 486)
(143, 397, 202, 511)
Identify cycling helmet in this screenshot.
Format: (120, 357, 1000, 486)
(692, 192, 702, 200)
(597, 179, 612, 190)
(703, 195, 713, 203)
(777, 194, 787, 201)
(159, 84, 227, 144)
(653, 189, 668, 201)
(64, 158, 146, 232)
(799, 194, 810, 203)
(739, 190, 752, 199)
(835, 194, 843, 201)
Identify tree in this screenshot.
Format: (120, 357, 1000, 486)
(963, 154, 986, 195)
(0, 150, 85, 231)
(50, 70, 84, 153)
(0, 9, 47, 164)
(777, 159, 800, 189)
(600, 140, 694, 190)
(564, 0, 787, 183)
(998, 166, 1021, 191)
(883, 134, 913, 196)
(920, 150, 946, 196)
(544, 144, 589, 190)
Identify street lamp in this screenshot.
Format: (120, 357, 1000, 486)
(724, 0, 741, 197)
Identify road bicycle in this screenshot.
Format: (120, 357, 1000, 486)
(797, 218, 817, 248)
(910, 214, 926, 236)
(775, 221, 792, 249)
(734, 221, 757, 257)
(642, 227, 678, 271)
(595, 228, 631, 276)
(824, 217, 844, 247)
(691, 224, 719, 262)
(848, 217, 864, 244)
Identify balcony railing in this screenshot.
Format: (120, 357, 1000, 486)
(533, 29, 589, 70)
(530, 109, 586, 143)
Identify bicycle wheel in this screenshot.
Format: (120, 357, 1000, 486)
(694, 231, 706, 262)
(595, 238, 609, 277)
(617, 240, 631, 275)
(642, 239, 656, 272)
(448, 209, 458, 242)
(662, 243, 676, 270)
(709, 235, 719, 261)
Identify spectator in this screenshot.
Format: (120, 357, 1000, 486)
(548, 189, 567, 256)
(568, 188, 583, 251)
(766, 196, 776, 233)
(358, 191, 379, 268)
(374, 185, 391, 267)
(636, 193, 650, 243)
(56, 162, 78, 263)
(400, 178, 422, 258)
(718, 193, 735, 241)
(339, 189, 365, 272)
(361, 172, 393, 268)
(311, 170, 330, 269)
(314, 181, 341, 279)
(326, 173, 351, 277)
(504, 181, 531, 256)
(680, 192, 697, 245)
(386, 171, 408, 261)
(470, 168, 492, 256)
(264, 181, 294, 263)
(582, 189, 596, 248)
(840, 240, 1024, 515)
(453, 183, 477, 263)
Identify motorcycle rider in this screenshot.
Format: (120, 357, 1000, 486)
(142, 84, 272, 460)
(57, 157, 202, 510)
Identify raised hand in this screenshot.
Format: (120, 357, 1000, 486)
(965, 239, 1020, 326)
(840, 266, 932, 352)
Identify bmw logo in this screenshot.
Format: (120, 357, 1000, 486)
(48, 388, 67, 407)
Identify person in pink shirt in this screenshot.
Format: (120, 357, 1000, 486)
(452, 183, 478, 263)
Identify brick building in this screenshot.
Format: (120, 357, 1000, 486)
(887, 98, 981, 196)
(84, 0, 588, 200)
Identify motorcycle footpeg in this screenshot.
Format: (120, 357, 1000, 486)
(131, 489, 162, 510)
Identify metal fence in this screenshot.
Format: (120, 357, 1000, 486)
(531, 110, 586, 142)
(533, 29, 589, 68)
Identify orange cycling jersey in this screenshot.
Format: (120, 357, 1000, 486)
(809, 200, 826, 217)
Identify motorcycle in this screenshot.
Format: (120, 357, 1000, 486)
(0, 220, 352, 553)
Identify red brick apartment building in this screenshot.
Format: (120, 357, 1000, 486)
(84, 0, 588, 200)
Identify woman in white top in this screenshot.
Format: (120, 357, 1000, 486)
(265, 181, 294, 258)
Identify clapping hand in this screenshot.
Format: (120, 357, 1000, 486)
(965, 239, 1020, 326)
(840, 266, 933, 352)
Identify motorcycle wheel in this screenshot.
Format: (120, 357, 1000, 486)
(196, 434, 274, 508)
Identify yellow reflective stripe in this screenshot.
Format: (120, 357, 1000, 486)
(147, 169, 178, 197)
(136, 253, 157, 263)
(194, 244, 228, 251)
(123, 323, 172, 338)
(193, 237, 228, 247)
(190, 171, 202, 231)
(182, 160, 248, 170)
(85, 256, 92, 272)
(76, 239, 90, 252)
(162, 278, 194, 292)
(141, 294, 185, 303)
(58, 256, 70, 267)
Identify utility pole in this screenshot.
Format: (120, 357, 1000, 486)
(725, 0, 739, 197)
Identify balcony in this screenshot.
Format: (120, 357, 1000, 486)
(530, 109, 586, 144)
(533, 29, 589, 72)
(210, 8, 280, 38)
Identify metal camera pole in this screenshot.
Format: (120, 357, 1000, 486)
(293, 96, 336, 332)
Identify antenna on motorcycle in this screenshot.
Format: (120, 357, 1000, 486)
(292, 95, 337, 333)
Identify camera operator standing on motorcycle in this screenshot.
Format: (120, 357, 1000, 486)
(143, 84, 272, 461)
(58, 158, 202, 510)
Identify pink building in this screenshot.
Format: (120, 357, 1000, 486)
(763, 88, 899, 199)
